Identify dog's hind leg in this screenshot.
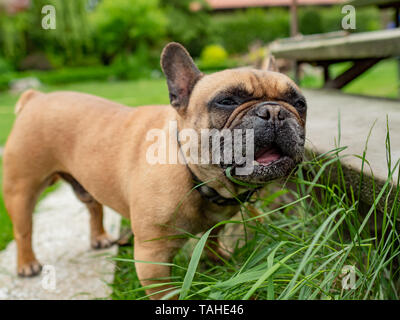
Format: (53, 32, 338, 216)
(58, 173, 114, 249)
(86, 200, 115, 249)
(3, 175, 50, 277)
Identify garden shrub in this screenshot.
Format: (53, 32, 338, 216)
(208, 6, 381, 54)
(0, 1, 383, 82)
(199, 44, 228, 69)
(0, 56, 14, 73)
(110, 44, 160, 80)
(89, 0, 167, 66)
(351, 7, 381, 32)
(0, 66, 115, 91)
(300, 8, 324, 35)
(301, 6, 381, 34)
(209, 8, 290, 53)
(160, 0, 212, 57)
(0, 0, 91, 68)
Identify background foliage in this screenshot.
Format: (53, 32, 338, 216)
(0, 1, 382, 79)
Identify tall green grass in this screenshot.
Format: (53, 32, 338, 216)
(111, 131, 400, 300)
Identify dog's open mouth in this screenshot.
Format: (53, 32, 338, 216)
(223, 141, 297, 184)
(254, 145, 283, 166)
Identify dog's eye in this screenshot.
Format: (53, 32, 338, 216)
(295, 99, 306, 111)
(217, 98, 237, 107)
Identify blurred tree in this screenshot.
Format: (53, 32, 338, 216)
(210, 8, 290, 54)
(160, 0, 211, 57)
(0, 0, 91, 69)
(0, 1, 382, 73)
(300, 8, 323, 34)
(89, 0, 167, 65)
(300, 6, 381, 35)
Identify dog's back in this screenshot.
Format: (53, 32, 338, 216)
(14, 89, 40, 115)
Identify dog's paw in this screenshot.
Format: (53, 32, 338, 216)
(91, 233, 115, 250)
(18, 261, 43, 277)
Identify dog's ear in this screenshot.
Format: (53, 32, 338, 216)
(161, 42, 202, 109)
(264, 54, 279, 72)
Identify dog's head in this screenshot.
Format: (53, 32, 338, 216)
(161, 42, 306, 186)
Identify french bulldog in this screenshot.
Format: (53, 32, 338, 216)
(2, 42, 306, 299)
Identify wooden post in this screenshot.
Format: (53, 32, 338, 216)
(396, 7, 400, 98)
(325, 58, 381, 89)
(290, 0, 300, 84)
(323, 63, 330, 83)
(290, 0, 299, 37)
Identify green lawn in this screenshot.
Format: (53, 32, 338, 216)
(301, 59, 399, 99)
(0, 78, 169, 145)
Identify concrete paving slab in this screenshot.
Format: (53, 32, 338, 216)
(304, 89, 400, 207)
(0, 183, 121, 300)
(305, 89, 400, 181)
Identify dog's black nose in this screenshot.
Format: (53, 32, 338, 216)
(255, 102, 285, 122)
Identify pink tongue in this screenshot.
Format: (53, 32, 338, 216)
(256, 148, 281, 164)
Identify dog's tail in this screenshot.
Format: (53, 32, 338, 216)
(15, 89, 40, 115)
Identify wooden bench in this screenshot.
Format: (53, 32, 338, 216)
(269, 28, 400, 89)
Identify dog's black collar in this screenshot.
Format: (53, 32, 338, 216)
(189, 169, 258, 206)
(176, 130, 258, 206)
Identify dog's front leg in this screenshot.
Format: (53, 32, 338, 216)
(134, 238, 183, 300)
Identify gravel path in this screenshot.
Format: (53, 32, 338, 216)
(0, 183, 121, 300)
